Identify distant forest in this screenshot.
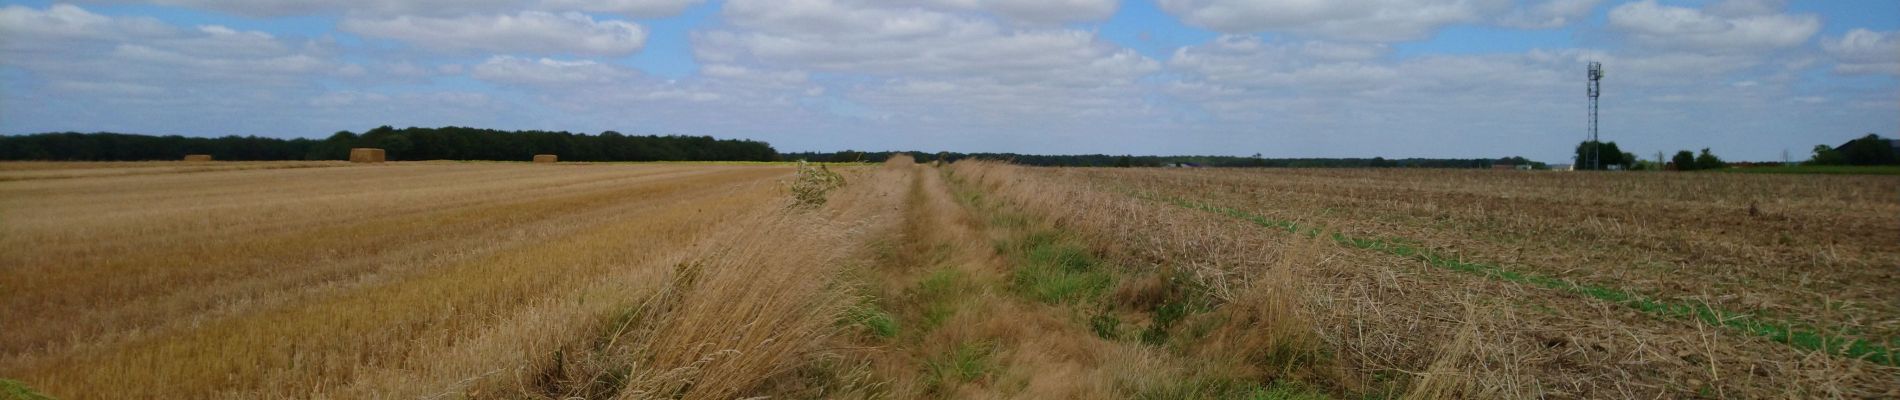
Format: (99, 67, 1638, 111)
(2, 128, 1543, 168)
(786, 150, 1545, 169)
(0, 126, 779, 162)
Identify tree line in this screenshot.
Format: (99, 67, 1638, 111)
(1575, 133, 1896, 172)
(1808, 134, 1897, 166)
(0, 126, 779, 162)
(784, 150, 1545, 169)
(1573, 140, 1729, 171)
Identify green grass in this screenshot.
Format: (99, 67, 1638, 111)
(1155, 194, 1899, 367)
(846, 299, 900, 339)
(1715, 165, 1900, 175)
(1000, 231, 1116, 305)
(1136, 376, 1331, 400)
(1089, 309, 1124, 340)
(913, 268, 971, 332)
(922, 341, 996, 393)
(1, 379, 54, 400)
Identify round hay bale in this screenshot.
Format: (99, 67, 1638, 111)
(533, 154, 558, 164)
(182, 154, 213, 162)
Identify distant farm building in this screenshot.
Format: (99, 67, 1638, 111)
(1549, 164, 1574, 171)
(1162, 162, 1202, 168)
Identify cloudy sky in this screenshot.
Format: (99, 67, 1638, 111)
(1, 0, 1895, 161)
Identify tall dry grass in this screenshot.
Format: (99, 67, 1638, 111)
(527, 158, 912, 399)
(979, 164, 1900, 398)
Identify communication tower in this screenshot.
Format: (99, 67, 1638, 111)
(1586, 62, 1603, 170)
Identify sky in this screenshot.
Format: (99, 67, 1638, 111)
(1, 0, 1896, 162)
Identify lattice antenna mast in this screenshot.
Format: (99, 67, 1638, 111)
(1587, 61, 1603, 170)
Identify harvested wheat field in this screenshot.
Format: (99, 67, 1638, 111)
(2, 159, 1897, 399)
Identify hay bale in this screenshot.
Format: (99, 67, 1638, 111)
(349, 148, 386, 163)
(182, 154, 213, 162)
(533, 154, 558, 164)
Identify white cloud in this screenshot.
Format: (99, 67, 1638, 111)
(1607, 0, 1818, 52)
(0, 4, 173, 45)
(0, 4, 340, 88)
(700, 64, 810, 86)
(698, 0, 1158, 125)
(1704, 0, 1785, 18)
(341, 11, 646, 56)
(1155, 0, 1511, 42)
(1496, 0, 1602, 29)
(896, 0, 1119, 24)
(707, 0, 1155, 82)
(72, 0, 522, 17)
(471, 55, 636, 86)
(538, 0, 704, 18)
(1822, 29, 1900, 75)
(1168, 35, 1397, 92)
(78, 0, 706, 18)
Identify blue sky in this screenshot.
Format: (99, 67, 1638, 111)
(2, 0, 1896, 162)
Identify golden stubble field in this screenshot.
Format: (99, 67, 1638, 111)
(2, 160, 1896, 399)
(0, 160, 903, 398)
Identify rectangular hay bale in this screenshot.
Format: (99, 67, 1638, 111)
(182, 154, 213, 162)
(533, 154, 558, 164)
(349, 148, 386, 163)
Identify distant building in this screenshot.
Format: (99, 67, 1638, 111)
(1163, 162, 1202, 168)
(1549, 164, 1574, 171)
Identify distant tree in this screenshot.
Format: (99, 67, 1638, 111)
(1809, 145, 1844, 165)
(1695, 148, 1727, 170)
(1573, 140, 1630, 170)
(1115, 155, 1134, 168)
(831, 150, 864, 163)
(1671, 150, 1697, 171)
(1839, 134, 1897, 165)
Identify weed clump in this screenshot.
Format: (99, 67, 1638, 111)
(789, 160, 846, 208)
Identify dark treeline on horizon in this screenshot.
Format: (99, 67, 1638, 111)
(786, 150, 1545, 169)
(2, 129, 1551, 168)
(0, 126, 778, 162)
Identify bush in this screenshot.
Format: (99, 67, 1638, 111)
(1671, 150, 1697, 171)
(1695, 148, 1727, 170)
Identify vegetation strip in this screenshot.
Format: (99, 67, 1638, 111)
(1147, 193, 1898, 366)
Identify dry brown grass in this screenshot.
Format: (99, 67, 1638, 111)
(966, 164, 1900, 398)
